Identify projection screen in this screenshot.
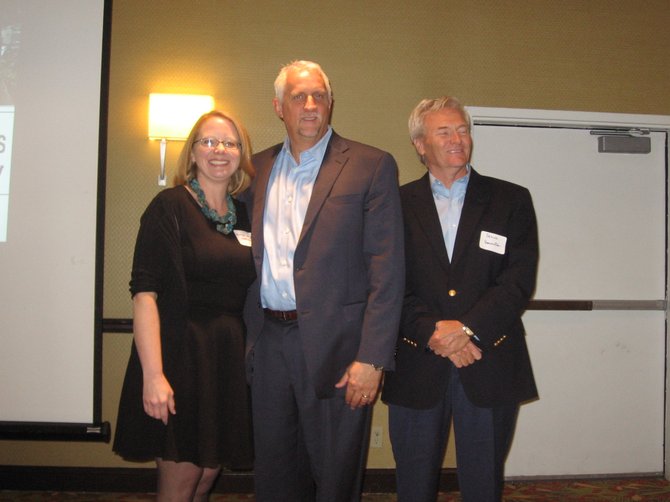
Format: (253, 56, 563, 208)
(0, 0, 109, 440)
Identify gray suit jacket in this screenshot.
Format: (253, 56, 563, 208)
(244, 132, 404, 398)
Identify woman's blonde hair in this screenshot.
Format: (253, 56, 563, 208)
(172, 110, 254, 195)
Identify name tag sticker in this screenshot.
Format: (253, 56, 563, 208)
(233, 230, 252, 247)
(479, 231, 507, 255)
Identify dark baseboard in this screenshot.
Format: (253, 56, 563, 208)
(0, 465, 458, 493)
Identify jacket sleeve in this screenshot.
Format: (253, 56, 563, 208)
(355, 152, 405, 370)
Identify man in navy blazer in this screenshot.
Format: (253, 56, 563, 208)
(382, 97, 538, 502)
(244, 60, 404, 502)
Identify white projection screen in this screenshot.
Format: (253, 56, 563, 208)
(0, 0, 110, 440)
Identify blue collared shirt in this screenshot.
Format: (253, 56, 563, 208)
(430, 165, 471, 260)
(261, 127, 334, 310)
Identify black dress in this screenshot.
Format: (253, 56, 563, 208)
(113, 185, 255, 469)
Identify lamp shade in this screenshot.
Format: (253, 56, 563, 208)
(148, 93, 215, 140)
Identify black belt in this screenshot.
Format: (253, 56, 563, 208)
(263, 308, 298, 322)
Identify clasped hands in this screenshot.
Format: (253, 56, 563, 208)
(427, 320, 482, 368)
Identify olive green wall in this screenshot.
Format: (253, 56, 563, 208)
(1, 0, 668, 471)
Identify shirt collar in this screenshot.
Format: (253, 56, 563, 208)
(281, 126, 333, 166)
(430, 164, 471, 199)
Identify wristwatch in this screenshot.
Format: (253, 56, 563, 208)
(369, 363, 384, 371)
(462, 325, 475, 337)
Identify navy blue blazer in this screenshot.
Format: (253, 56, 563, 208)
(382, 168, 539, 408)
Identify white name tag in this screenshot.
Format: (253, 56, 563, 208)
(479, 231, 507, 255)
(233, 229, 252, 247)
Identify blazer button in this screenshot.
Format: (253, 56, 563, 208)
(448, 289, 457, 297)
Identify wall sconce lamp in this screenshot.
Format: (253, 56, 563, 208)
(148, 93, 215, 186)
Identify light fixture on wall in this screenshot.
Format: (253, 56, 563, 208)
(148, 93, 215, 186)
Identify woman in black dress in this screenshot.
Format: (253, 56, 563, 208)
(114, 110, 255, 501)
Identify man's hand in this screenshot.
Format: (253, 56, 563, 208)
(448, 342, 482, 368)
(335, 361, 383, 409)
(428, 320, 471, 357)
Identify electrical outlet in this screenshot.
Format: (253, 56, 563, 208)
(371, 426, 383, 448)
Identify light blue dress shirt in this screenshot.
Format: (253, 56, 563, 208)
(430, 165, 471, 260)
(261, 127, 333, 310)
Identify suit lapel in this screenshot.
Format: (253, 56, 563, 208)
(451, 168, 489, 266)
(298, 133, 347, 244)
(409, 174, 452, 274)
(251, 145, 281, 268)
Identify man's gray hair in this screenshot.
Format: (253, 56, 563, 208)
(408, 96, 471, 142)
(274, 60, 333, 104)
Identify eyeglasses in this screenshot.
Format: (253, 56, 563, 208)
(193, 137, 241, 150)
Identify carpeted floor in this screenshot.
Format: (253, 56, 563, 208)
(2, 477, 670, 501)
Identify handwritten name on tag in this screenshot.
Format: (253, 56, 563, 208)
(233, 229, 252, 247)
(479, 231, 506, 255)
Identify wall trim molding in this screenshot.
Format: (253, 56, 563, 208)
(467, 107, 670, 130)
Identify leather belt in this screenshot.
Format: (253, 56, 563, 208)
(263, 308, 298, 322)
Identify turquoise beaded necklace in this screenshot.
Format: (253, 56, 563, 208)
(188, 178, 236, 235)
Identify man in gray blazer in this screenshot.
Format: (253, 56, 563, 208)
(382, 97, 538, 502)
(244, 60, 404, 502)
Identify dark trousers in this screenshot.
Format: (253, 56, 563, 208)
(250, 317, 371, 502)
(388, 366, 518, 502)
